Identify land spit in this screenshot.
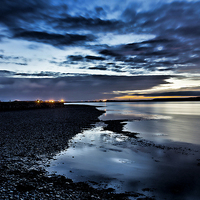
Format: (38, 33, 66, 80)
(0, 105, 145, 199)
(0, 101, 64, 111)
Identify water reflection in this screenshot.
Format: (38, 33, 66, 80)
(51, 102, 200, 199)
(125, 113, 200, 145)
(47, 123, 200, 199)
(47, 124, 156, 192)
(67, 102, 200, 145)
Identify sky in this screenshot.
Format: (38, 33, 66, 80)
(0, 0, 200, 101)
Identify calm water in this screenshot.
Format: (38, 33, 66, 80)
(47, 102, 200, 199)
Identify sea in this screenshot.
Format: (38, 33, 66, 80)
(47, 101, 200, 200)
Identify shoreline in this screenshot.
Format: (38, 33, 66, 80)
(0, 105, 140, 199)
(1, 104, 199, 199)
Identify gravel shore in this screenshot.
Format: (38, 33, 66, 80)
(0, 105, 137, 199)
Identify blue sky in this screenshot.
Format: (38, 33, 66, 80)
(0, 0, 200, 101)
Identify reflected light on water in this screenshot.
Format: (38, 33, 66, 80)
(47, 125, 155, 192)
(52, 102, 200, 199)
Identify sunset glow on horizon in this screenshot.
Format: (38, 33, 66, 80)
(114, 95, 196, 101)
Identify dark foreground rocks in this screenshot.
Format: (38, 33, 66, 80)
(0, 105, 136, 199)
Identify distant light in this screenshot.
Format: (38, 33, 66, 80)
(103, 99, 107, 102)
(60, 99, 64, 102)
(49, 100, 55, 103)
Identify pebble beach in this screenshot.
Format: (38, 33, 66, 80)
(0, 105, 137, 199)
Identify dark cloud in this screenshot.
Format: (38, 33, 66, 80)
(139, 91, 200, 98)
(95, 6, 107, 17)
(0, 0, 124, 40)
(99, 49, 122, 57)
(15, 71, 61, 77)
(158, 67, 175, 72)
(67, 55, 106, 62)
(0, 77, 15, 85)
(121, 5, 137, 22)
(1, 0, 200, 43)
(175, 25, 200, 38)
(13, 30, 95, 47)
(87, 63, 126, 72)
(0, 75, 171, 101)
(0, 70, 65, 78)
(50, 54, 107, 67)
(0, 0, 48, 31)
(54, 15, 124, 33)
(108, 1, 200, 73)
(122, 1, 200, 36)
(97, 34, 200, 73)
(67, 55, 84, 62)
(98, 37, 180, 65)
(0, 70, 15, 76)
(89, 65, 107, 70)
(85, 55, 105, 61)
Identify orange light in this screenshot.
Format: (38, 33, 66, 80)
(60, 99, 64, 102)
(114, 95, 193, 100)
(49, 100, 55, 103)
